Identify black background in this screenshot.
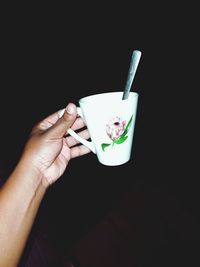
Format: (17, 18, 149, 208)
(0, 3, 199, 265)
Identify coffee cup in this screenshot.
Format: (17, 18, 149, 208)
(67, 91, 139, 166)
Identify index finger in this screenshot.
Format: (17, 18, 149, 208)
(31, 108, 65, 133)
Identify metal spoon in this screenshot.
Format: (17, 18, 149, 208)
(122, 50, 142, 100)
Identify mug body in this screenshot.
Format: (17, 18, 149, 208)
(79, 92, 138, 166)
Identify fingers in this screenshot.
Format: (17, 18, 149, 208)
(70, 144, 91, 158)
(32, 106, 86, 136)
(71, 117, 86, 131)
(66, 129, 90, 147)
(45, 103, 77, 139)
(32, 109, 63, 134)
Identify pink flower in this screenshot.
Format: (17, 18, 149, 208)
(106, 116, 126, 141)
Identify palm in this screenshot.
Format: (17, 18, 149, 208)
(26, 108, 90, 185)
(36, 138, 71, 184)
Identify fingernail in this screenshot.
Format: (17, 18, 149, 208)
(66, 104, 74, 115)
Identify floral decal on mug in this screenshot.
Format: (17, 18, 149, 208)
(101, 115, 133, 151)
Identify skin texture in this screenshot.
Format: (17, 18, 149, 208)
(0, 103, 91, 267)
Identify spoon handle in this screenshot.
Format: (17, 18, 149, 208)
(122, 50, 142, 100)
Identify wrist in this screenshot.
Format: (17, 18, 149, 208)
(14, 154, 48, 193)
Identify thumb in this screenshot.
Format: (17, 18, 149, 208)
(46, 103, 77, 138)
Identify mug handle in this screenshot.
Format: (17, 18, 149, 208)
(67, 107, 96, 154)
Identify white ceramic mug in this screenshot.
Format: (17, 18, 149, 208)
(68, 91, 139, 166)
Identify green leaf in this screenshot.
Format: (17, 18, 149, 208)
(121, 115, 133, 137)
(101, 143, 111, 151)
(126, 115, 133, 132)
(114, 135, 128, 144)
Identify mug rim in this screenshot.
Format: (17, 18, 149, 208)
(79, 91, 138, 104)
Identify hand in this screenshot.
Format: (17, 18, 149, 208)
(21, 103, 91, 187)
